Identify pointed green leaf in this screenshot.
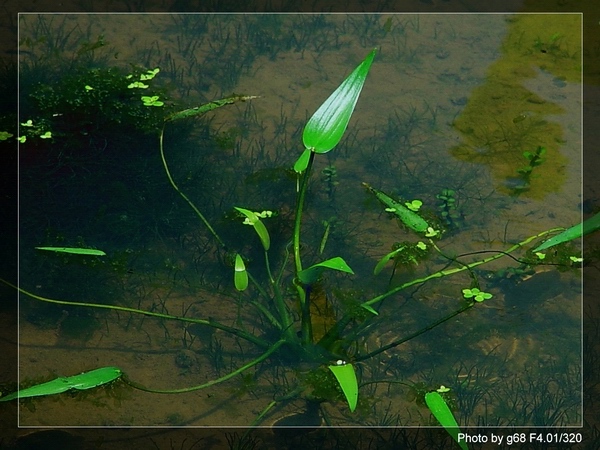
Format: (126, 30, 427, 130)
(297, 257, 354, 284)
(532, 212, 600, 252)
(293, 148, 312, 174)
(35, 247, 106, 256)
(360, 303, 378, 315)
(234, 253, 248, 292)
(165, 95, 259, 122)
(374, 246, 406, 275)
(303, 49, 376, 154)
(328, 361, 358, 412)
(235, 207, 270, 251)
(425, 391, 468, 450)
(362, 183, 429, 233)
(0, 367, 122, 402)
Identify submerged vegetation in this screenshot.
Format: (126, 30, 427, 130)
(3, 14, 583, 444)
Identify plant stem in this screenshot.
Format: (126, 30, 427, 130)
(245, 252, 295, 343)
(123, 339, 286, 394)
(293, 150, 316, 345)
(362, 228, 562, 310)
(159, 124, 226, 249)
(293, 150, 315, 275)
(317, 227, 563, 350)
(354, 301, 474, 362)
(3, 279, 270, 348)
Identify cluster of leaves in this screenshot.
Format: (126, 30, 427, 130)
(436, 189, 463, 229)
(509, 146, 547, 193)
(19, 65, 171, 149)
(517, 146, 547, 176)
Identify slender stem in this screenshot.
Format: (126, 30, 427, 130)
(247, 256, 296, 343)
(124, 339, 286, 394)
(249, 400, 277, 427)
(271, 273, 296, 343)
(3, 279, 270, 349)
(276, 242, 292, 285)
(298, 282, 313, 345)
(354, 302, 474, 362)
(160, 124, 226, 249)
(362, 228, 563, 310)
(263, 250, 291, 331)
(293, 151, 316, 345)
(318, 227, 563, 349)
(293, 150, 315, 275)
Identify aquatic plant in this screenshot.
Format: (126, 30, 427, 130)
(2, 47, 582, 439)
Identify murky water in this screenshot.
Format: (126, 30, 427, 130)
(16, 13, 581, 427)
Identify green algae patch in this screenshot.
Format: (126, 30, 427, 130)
(450, 14, 580, 199)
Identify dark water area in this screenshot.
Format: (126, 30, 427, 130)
(12, 12, 581, 431)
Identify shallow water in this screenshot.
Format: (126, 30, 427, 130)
(17, 13, 581, 427)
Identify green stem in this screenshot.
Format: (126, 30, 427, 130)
(293, 151, 316, 345)
(362, 228, 561, 310)
(249, 400, 277, 427)
(354, 302, 474, 362)
(124, 339, 286, 394)
(3, 279, 270, 349)
(318, 227, 563, 350)
(298, 281, 313, 345)
(160, 124, 226, 249)
(247, 268, 296, 344)
(293, 150, 315, 275)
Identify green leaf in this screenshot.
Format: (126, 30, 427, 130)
(297, 257, 354, 284)
(363, 183, 429, 233)
(35, 247, 106, 256)
(425, 391, 468, 450)
(360, 303, 378, 315)
(234, 207, 270, 251)
(373, 246, 406, 275)
(532, 212, 600, 252)
(293, 148, 312, 174)
(303, 49, 376, 154)
(234, 253, 248, 291)
(165, 95, 259, 122)
(0, 367, 122, 402)
(405, 199, 422, 212)
(328, 361, 358, 412)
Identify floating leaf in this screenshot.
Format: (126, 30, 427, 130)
(328, 361, 358, 412)
(128, 81, 149, 89)
(0, 367, 122, 402)
(405, 199, 422, 212)
(297, 257, 354, 284)
(425, 391, 468, 450)
(141, 95, 163, 106)
(35, 247, 106, 256)
(303, 49, 376, 154)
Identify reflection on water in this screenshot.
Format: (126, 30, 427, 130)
(16, 13, 581, 428)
